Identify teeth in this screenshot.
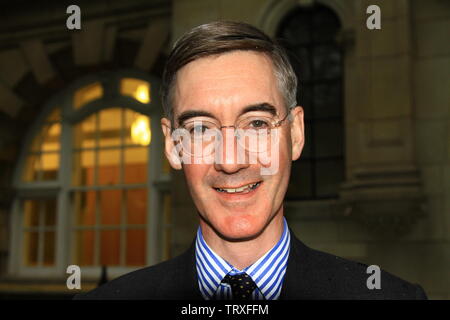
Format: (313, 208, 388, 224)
(216, 182, 260, 194)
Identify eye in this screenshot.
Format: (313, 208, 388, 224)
(190, 125, 208, 134)
(249, 119, 270, 129)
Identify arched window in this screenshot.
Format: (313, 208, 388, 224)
(277, 4, 345, 200)
(10, 71, 172, 279)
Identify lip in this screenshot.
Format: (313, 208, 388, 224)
(213, 181, 261, 189)
(212, 181, 263, 202)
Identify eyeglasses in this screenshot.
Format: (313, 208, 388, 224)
(173, 107, 294, 157)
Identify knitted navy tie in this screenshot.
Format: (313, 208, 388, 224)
(222, 273, 257, 300)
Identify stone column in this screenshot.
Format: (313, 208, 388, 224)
(340, 0, 426, 235)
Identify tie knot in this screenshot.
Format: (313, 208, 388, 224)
(222, 273, 257, 300)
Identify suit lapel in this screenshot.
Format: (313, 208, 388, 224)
(177, 239, 204, 300)
(279, 230, 315, 300)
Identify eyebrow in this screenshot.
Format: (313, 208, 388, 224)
(176, 102, 278, 126)
(239, 103, 277, 117)
(177, 110, 215, 126)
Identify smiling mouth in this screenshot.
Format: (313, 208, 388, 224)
(213, 181, 262, 194)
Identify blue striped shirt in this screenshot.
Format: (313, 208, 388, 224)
(195, 218, 291, 300)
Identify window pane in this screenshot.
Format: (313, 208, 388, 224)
(313, 45, 341, 80)
(23, 200, 40, 227)
(22, 152, 59, 182)
(312, 9, 340, 42)
(98, 149, 120, 185)
(31, 124, 61, 152)
(100, 230, 120, 265)
(72, 150, 95, 186)
(99, 108, 122, 148)
(126, 229, 145, 266)
(315, 159, 344, 197)
(43, 199, 57, 227)
(43, 231, 55, 266)
(74, 82, 103, 109)
(41, 152, 59, 180)
(314, 120, 343, 158)
(22, 199, 57, 266)
(41, 123, 61, 152)
(24, 231, 39, 266)
(130, 115, 151, 146)
(73, 113, 96, 149)
(100, 190, 122, 225)
(125, 110, 151, 146)
(73, 191, 96, 226)
(126, 189, 147, 225)
(124, 147, 148, 184)
(278, 11, 311, 45)
(75, 230, 95, 266)
(120, 78, 150, 103)
(286, 160, 313, 199)
(314, 83, 342, 118)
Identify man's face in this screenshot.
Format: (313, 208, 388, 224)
(162, 51, 304, 241)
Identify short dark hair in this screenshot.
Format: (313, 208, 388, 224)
(161, 21, 297, 121)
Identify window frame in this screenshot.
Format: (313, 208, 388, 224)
(9, 69, 170, 280)
(276, 4, 345, 201)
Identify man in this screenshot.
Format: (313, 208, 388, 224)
(76, 21, 427, 300)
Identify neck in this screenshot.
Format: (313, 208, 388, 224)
(200, 209, 285, 270)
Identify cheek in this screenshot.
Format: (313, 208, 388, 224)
(183, 164, 210, 194)
(267, 137, 292, 196)
(267, 136, 291, 177)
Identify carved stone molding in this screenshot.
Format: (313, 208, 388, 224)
(339, 166, 427, 237)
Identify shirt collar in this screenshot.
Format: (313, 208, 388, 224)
(195, 217, 291, 300)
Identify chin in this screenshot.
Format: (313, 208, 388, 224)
(214, 214, 268, 241)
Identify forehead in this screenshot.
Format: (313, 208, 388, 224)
(172, 51, 284, 117)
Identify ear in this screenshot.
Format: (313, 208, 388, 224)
(290, 106, 305, 161)
(161, 117, 182, 170)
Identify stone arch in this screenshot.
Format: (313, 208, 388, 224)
(0, 17, 170, 212)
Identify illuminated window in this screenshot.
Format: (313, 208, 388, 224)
(22, 199, 57, 267)
(14, 74, 172, 277)
(72, 108, 149, 266)
(73, 82, 103, 109)
(22, 108, 61, 182)
(120, 78, 151, 103)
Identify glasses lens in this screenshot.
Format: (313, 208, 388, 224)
(236, 116, 274, 153)
(180, 120, 219, 157)
(176, 116, 281, 157)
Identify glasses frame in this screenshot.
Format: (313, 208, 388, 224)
(173, 105, 296, 157)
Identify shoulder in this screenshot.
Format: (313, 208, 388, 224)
(74, 245, 199, 300)
(284, 235, 427, 300)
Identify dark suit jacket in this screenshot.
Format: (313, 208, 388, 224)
(75, 231, 427, 300)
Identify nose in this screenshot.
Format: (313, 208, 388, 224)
(213, 127, 250, 174)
